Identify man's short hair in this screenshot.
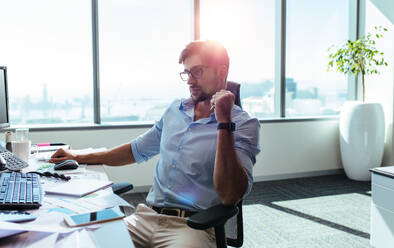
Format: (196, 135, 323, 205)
(178, 40, 229, 68)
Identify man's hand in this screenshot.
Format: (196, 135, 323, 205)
(49, 148, 76, 163)
(211, 89, 234, 123)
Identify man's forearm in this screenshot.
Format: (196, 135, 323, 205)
(76, 143, 136, 166)
(213, 129, 248, 205)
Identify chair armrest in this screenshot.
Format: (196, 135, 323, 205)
(112, 182, 133, 195)
(186, 204, 238, 230)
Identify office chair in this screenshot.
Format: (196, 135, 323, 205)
(113, 81, 245, 247)
(226, 81, 242, 109)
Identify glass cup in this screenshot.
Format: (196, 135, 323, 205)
(13, 128, 35, 161)
(12, 140, 31, 162)
(15, 128, 29, 142)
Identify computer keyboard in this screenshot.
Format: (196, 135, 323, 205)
(0, 172, 42, 210)
(0, 146, 29, 171)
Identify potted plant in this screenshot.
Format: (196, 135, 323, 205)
(328, 26, 388, 181)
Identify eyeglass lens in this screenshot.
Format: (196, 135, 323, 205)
(180, 66, 204, 81)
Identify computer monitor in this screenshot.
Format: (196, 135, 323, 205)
(0, 66, 10, 129)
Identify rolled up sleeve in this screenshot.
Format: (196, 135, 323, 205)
(131, 118, 163, 163)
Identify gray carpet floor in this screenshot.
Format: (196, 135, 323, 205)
(122, 174, 372, 247)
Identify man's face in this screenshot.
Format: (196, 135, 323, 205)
(183, 54, 222, 103)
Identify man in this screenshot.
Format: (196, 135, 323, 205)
(50, 40, 261, 247)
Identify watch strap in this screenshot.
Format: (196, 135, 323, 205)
(217, 122, 236, 132)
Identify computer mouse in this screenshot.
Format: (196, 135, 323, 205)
(54, 160, 79, 170)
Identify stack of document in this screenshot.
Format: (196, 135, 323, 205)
(45, 179, 114, 197)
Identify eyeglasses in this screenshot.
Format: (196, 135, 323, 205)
(179, 65, 207, 81)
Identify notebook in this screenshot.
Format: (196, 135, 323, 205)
(45, 179, 114, 197)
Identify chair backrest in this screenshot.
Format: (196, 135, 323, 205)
(226, 81, 242, 109)
(224, 81, 244, 247)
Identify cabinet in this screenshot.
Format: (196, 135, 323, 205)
(370, 166, 394, 247)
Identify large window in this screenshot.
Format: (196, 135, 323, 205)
(2, 1, 383, 126)
(200, 0, 276, 118)
(0, 0, 93, 125)
(286, 0, 349, 117)
(98, 0, 192, 123)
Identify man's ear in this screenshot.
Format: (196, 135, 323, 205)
(217, 65, 228, 79)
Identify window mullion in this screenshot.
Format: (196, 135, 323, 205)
(348, 0, 366, 101)
(275, 0, 286, 117)
(92, 0, 101, 124)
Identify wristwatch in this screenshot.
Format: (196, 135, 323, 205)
(217, 122, 236, 132)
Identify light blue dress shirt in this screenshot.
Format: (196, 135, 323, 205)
(131, 98, 261, 211)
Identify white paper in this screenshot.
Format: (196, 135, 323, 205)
(46, 198, 100, 214)
(0, 221, 70, 234)
(0, 229, 25, 239)
(34, 152, 54, 162)
(0, 212, 85, 234)
(0, 212, 100, 248)
(43, 190, 133, 214)
(0, 212, 101, 236)
(55, 229, 96, 248)
(0, 232, 58, 248)
(45, 179, 113, 197)
(70, 147, 107, 155)
(77, 191, 135, 213)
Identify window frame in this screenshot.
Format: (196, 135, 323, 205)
(6, 0, 362, 129)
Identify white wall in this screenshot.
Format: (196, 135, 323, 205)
(1, 120, 342, 192)
(4, 115, 394, 192)
(366, 0, 394, 165)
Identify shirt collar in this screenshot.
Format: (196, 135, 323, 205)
(179, 98, 241, 123)
(179, 98, 194, 111)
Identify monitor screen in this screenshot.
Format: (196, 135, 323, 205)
(0, 66, 10, 129)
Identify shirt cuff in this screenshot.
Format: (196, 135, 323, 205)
(131, 141, 145, 164)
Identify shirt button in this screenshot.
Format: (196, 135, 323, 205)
(172, 164, 176, 168)
(179, 146, 183, 150)
(168, 185, 171, 189)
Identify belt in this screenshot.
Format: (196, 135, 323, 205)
(151, 206, 197, 218)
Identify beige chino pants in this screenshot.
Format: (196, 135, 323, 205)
(124, 204, 216, 248)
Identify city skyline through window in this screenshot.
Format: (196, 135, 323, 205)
(0, 1, 381, 125)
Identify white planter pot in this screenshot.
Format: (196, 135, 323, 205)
(339, 101, 385, 181)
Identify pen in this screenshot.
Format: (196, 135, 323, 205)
(36, 143, 66, 147)
(210, 104, 215, 110)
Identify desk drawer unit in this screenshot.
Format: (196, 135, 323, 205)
(370, 171, 394, 247)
